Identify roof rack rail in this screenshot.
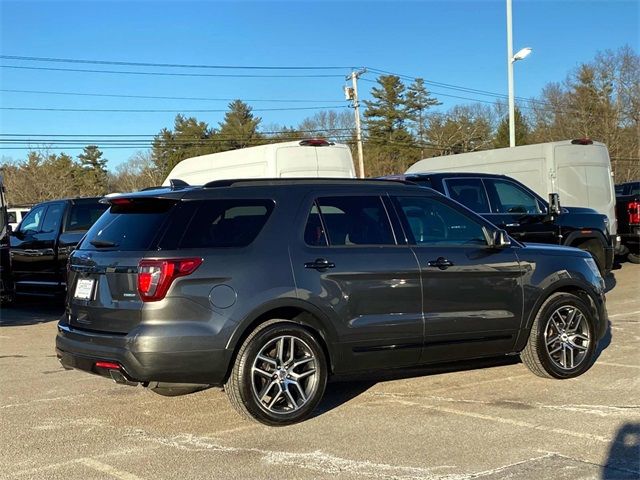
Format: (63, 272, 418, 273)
(202, 177, 418, 189)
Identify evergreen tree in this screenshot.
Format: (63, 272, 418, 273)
(405, 78, 440, 157)
(494, 108, 530, 147)
(78, 145, 108, 195)
(218, 100, 262, 150)
(151, 114, 218, 177)
(363, 75, 417, 174)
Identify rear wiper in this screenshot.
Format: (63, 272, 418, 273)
(89, 239, 118, 248)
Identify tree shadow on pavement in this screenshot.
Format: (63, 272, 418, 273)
(0, 296, 64, 327)
(602, 422, 640, 479)
(314, 355, 520, 418)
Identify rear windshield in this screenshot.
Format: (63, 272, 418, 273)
(79, 200, 176, 251)
(66, 202, 109, 232)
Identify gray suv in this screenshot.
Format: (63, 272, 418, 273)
(57, 179, 608, 425)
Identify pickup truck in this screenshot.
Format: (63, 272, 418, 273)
(9, 197, 108, 297)
(615, 181, 639, 264)
(386, 172, 615, 274)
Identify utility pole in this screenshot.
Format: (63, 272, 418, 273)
(345, 69, 367, 178)
(506, 0, 515, 148)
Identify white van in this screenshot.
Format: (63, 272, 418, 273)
(7, 206, 31, 231)
(406, 139, 617, 234)
(163, 139, 356, 186)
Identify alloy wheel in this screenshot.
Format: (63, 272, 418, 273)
(544, 305, 591, 370)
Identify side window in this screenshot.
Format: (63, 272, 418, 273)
(304, 203, 328, 247)
(40, 203, 65, 234)
(486, 179, 542, 214)
(7, 212, 16, 224)
(395, 196, 488, 246)
(66, 203, 109, 231)
(179, 199, 274, 248)
(444, 178, 490, 213)
(311, 196, 395, 246)
(19, 205, 46, 234)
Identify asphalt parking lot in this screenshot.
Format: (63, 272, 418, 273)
(1, 263, 638, 480)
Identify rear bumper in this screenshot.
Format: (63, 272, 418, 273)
(619, 230, 640, 249)
(56, 319, 230, 386)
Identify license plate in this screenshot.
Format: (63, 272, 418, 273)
(74, 278, 95, 300)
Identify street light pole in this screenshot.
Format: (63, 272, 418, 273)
(506, 0, 532, 148)
(507, 0, 516, 148)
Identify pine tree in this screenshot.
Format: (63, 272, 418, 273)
(218, 100, 262, 150)
(78, 145, 108, 195)
(494, 108, 530, 147)
(151, 114, 218, 177)
(405, 78, 440, 157)
(363, 75, 417, 174)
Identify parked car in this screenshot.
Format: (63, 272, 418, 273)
(615, 181, 640, 263)
(383, 172, 615, 275)
(0, 176, 12, 303)
(10, 197, 108, 297)
(7, 206, 31, 231)
(406, 139, 618, 238)
(57, 179, 608, 425)
(163, 139, 356, 186)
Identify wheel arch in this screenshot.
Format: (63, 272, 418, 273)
(515, 281, 602, 352)
(223, 299, 339, 382)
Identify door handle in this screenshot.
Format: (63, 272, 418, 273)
(304, 258, 335, 270)
(427, 257, 454, 270)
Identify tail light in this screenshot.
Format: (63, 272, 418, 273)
(628, 201, 640, 225)
(137, 258, 203, 302)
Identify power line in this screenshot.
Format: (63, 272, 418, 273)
(0, 127, 357, 137)
(0, 54, 358, 70)
(0, 105, 349, 113)
(0, 88, 341, 104)
(0, 64, 344, 79)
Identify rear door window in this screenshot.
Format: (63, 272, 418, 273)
(310, 196, 396, 246)
(444, 178, 491, 213)
(66, 202, 109, 231)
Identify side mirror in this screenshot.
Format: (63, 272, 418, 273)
(491, 229, 511, 248)
(548, 193, 561, 216)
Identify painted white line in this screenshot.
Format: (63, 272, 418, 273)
(375, 398, 613, 444)
(12, 447, 156, 476)
(79, 458, 144, 480)
(608, 310, 640, 319)
(595, 361, 640, 369)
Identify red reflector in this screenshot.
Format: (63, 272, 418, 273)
(137, 258, 203, 302)
(95, 361, 120, 370)
(629, 201, 640, 225)
(299, 138, 331, 147)
(571, 138, 593, 145)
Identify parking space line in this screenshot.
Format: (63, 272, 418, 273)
(608, 310, 640, 318)
(371, 397, 614, 444)
(79, 458, 144, 480)
(594, 361, 640, 369)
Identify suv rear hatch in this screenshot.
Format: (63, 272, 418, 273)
(67, 197, 179, 334)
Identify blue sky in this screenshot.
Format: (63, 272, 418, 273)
(0, 0, 638, 169)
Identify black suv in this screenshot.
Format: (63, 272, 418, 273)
(387, 173, 615, 274)
(57, 179, 608, 425)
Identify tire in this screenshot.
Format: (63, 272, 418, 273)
(521, 292, 597, 379)
(627, 252, 640, 264)
(575, 239, 606, 275)
(225, 319, 328, 426)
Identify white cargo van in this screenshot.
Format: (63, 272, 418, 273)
(163, 139, 356, 186)
(406, 139, 617, 234)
